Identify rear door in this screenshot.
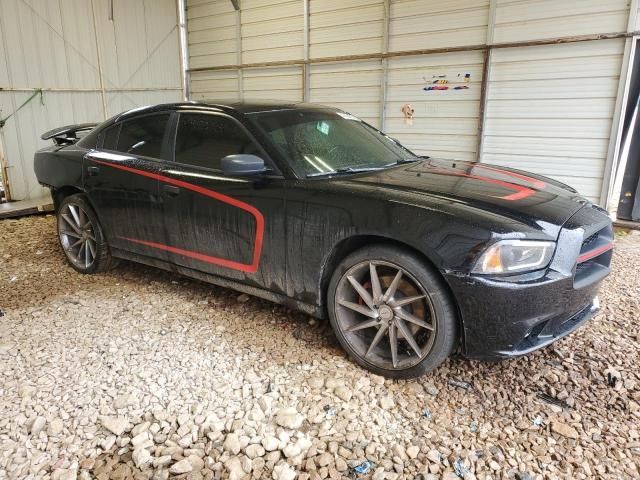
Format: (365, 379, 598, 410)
(83, 112, 171, 261)
(159, 111, 287, 293)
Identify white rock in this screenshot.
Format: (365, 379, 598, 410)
(100, 416, 128, 436)
(407, 445, 420, 459)
(49, 418, 64, 436)
(258, 396, 273, 413)
(170, 458, 193, 475)
(275, 408, 304, 429)
(224, 433, 242, 455)
(113, 393, 136, 409)
(283, 443, 301, 458)
(245, 444, 265, 459)
(379, 395, 395, 410)
(153, 455, 172, 467)
(225, 456, 246, 480)
(334, 386, 353, 402)
(131, 431, 150, 447)
(132, 448, 152, 468)
(30, 416, 46, 435)
(273, 463, 296, 480)
(262, 436, 280, 451)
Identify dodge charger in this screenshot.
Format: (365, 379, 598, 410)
(34, 102, 613, 378)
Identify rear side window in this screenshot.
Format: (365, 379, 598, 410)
(116, 114, 170, 159)
(174, 113, 261, 170)
(101, 125, 120, 150)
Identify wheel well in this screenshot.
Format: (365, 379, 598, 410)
(51, 186, 83, 212)
(319, 235, 464, 348)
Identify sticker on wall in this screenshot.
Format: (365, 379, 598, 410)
(422, 73, 471, 92)
(401, 104, 414, 125)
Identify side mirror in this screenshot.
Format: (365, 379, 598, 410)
(221, 154, 267, 176)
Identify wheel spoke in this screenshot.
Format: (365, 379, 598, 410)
(347, 318, 380, 332)
(87, 239, 97, 259)
(68, 205, 82, 228)
(60, 229, 81, 239)
(68, 238, 83, 250)
(369, 263, 382, 304)
(395, 309, 434, 331)
(389, 323, 398, 368)
(390, 294, 426, 308)
(396, 318, 423, 357)
(382, 269, 403, 302)
(78, 207, 87, 229)
(61, 214, 82, 235)
(346, 275, 375, 309)
(84, 241, 91, 267)
(76, 242, 85, 263)
(365, 323, 388, 357)
(338, 299, 378, 318)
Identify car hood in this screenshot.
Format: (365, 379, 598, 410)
(340, 158, 590, 231)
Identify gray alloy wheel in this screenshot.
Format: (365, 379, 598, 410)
(56, 194, 116, 273)
(328, 245, 457, 378)
(58, 203, 97, 269)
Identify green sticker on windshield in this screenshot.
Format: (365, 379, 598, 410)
(316, 121, 330, 135)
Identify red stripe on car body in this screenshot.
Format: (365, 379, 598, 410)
(474, 164, 547, 189)
(427, 167, 536, 201)
(576, 243, 613, 264)
(92, 159, 264, 273)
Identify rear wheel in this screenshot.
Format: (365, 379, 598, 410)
(57, 194, 116, 273)
(328, 245, 457, 378)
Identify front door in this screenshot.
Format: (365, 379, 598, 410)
(159, 111, 287, 292)
(83, 112, 171, 261)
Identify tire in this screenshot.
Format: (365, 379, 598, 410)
(57, 193, 117, 273)
(327, 244, 457, 378)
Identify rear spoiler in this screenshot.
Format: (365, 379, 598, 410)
(41, 123, 98, 146)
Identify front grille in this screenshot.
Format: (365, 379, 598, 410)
(574, 224, 613, 288)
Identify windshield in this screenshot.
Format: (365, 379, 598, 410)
(247, 109, 417, 177)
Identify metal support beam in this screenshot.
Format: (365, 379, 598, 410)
(378, 0, 390, 131)
(176, 0, 190, 100)
(600, 0, 639, 209)
(188, 31, 640, 74)
(235, 6, 243, 101)
(476, 0, 497, 162)
(90, 0, 108, 119)
(476, 47, 491, 161)
(302, 0, 310, 102)
(0, 129, 12, 201)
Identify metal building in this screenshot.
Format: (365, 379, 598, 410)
(0, 0, 183, 204)
(185, 0, 640, 210)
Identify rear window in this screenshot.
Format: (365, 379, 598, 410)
(115, 114, 170, 159)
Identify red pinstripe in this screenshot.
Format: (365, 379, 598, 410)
(92, 159, 264, 273)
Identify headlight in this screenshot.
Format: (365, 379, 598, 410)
(472, 240, 555, 274)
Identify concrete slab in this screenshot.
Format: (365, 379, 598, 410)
(0, 196, 54, 219)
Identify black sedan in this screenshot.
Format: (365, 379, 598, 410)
(34, 101, 613, 378)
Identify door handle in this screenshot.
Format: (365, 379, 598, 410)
(162, 184, 180, 197)
(87, 166, 100, 176)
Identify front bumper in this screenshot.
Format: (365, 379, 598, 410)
(444, 270, 603, 360)
(445, 203, 612, 360)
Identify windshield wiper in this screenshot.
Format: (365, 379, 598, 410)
(306, 166, 385, 178)
(385, 156, 424, 167)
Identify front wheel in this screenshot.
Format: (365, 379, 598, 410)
(328, 245, 457, 378)
(57, 193, 116, 273)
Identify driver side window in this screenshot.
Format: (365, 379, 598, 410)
(174, 113, 261, 171)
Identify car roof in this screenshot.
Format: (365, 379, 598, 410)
(115, 100, 337, 122)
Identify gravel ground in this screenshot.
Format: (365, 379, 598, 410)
(0, 215, 639, 480)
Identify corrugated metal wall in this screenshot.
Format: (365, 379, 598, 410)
(0, 0, 182, 202)
(186, 0, 638, 206)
